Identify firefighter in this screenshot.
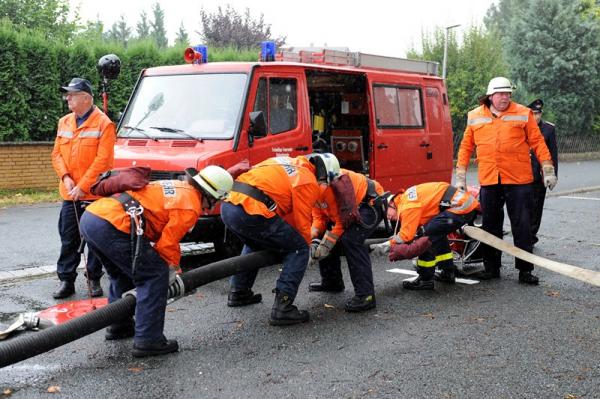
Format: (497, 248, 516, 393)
(455, 77, 556, 285)
(51, 78, 116, 299)
(79, 166, 233, 357)
(222, 154, 339, 326)
(309, 169, 384, 312)
(371, 182, 479, 290)
(527, 99, 558, 245)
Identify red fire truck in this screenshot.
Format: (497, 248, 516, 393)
(113, 44, 453, 257)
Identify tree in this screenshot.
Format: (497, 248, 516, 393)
(75, 18, 104, 42)
(136, 10, 151, 39)
(175, 21, 189, 46)
(408, 25, 508, 135)
(488, 0, 600, 135)
(105, 15, 132, 47)
(198, 5, 286, 49)
(0, 0, 77, 40)
(150, 2, 168, 48)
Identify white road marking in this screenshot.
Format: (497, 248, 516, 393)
(558, 195, 600, 201)
(386, 268, 479, 285)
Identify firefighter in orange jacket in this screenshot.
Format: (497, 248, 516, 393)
(51, 78, 116, 299)
(372, 182, 479, 290)
(455, 77, 557, 285)
(222, 154, 339, 326)
(309, 169, 384, 312)
(79, 166, 233, 357)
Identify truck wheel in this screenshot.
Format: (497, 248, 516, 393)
(213, 234, 243, 260)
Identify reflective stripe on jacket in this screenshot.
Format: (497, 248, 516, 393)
(456, 102, 551, 185)
(226, 156, 320, 243)
(52, 106, 116, 200)
(86, 181, 201, 266)
(312, 169, 384, 238)
(393, 182, 479, 243)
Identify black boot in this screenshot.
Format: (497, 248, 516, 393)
(344, 295, 376, 312)
(105, 318, 135, 340)
(227, 289, 262, 307)
(269, 291, 309, 326)
(518, 270, 539, 285)
(403, 267, 435, 290)
(434, 268, 456, 284)
(90, 279, 103, 297)
(53, 281, 75, 299)
(473, 262, 501, 280)
(132, 336, 179, 358)
(308, 281, 345, 293)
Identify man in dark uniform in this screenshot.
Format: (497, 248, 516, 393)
(528, 99, 558, 245)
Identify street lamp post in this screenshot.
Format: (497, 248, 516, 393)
(442, 24, 461, 80)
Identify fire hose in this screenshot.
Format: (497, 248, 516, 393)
(463, 226, 600, 286)
(0, 250, 281, 368)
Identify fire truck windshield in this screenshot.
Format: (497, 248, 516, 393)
(118, 73, 247, 140)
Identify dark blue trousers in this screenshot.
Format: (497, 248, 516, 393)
(480, 184, 534, 272)
(418, 210, 473, 270)
(80, 212, 169, 345)
(317, 204, 381, 296)
(221, 202, 308, 299)
(531, 181, 546, 239)
(57, 200, 103, 282)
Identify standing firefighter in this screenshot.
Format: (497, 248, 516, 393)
(222, 154, 339, 326)
(371, 182, 479, 290)
(455, 77, 556, 284)
(527, 99, 558, 245)
(79, 166, 233, 357)
(309, 169, 385, 312)
(51, 78, 116, 299)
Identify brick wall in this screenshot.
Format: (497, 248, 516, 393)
(0, 142, 59, 190)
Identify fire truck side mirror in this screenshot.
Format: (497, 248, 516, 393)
(248, 111, 267, 139)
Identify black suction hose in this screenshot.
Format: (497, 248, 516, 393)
(0, 250, 280, 368)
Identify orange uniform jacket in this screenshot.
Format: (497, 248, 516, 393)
(226, 156, 320, 244)
(312, 169, 384, 238)
(52, 106, 116, 200)
(457, 102, 551, 185)
(393, 182, 479, 243)
(86, 181, 202, 267)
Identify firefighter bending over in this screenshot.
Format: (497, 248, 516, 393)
(309, 168, 385, 312)
(371, 182, 479, 290)
(79, 166, 233, 357)
(222, 154, 339, 326)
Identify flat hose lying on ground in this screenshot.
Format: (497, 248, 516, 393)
(463, 226, 600, 286)
(0, 250, 281, 368)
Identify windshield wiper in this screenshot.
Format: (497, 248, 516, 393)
(120, 125, 159, 141)
(149, 126, 204, 142)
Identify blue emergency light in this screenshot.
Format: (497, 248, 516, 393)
(261, 41, 276, 62)
(194, 45, 208, 64)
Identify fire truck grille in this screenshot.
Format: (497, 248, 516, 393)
(150, 171, 186, 181)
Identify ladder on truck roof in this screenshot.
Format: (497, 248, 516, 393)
(275, 48, 439, 76)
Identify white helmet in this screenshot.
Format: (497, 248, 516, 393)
(486, 77, 514, 95)
(187, 165, 233, 200)
(307, 153, 341, 183)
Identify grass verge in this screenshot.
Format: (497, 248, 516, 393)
(0, 188, 61, 208)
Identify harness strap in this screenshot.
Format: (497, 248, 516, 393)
(439, 185, 458, 211)
(231, 181, 277, 212)
(112, 192, 144, 275)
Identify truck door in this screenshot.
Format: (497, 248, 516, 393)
(370, 83, 430, 190)
(423, 85, 453, 182)
(246, 71, 311, 164)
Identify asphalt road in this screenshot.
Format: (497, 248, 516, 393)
(0, 160, 599, 398)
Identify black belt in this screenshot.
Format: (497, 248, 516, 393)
(439, 185, 458, 211)
(362, 178, 378, 204)
(232, 181, 277, 212)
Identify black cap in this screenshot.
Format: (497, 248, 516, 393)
(527, 98, 543, 113)
(60, 78, 93, 96)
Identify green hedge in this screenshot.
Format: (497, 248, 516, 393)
(0, 21, 258, 141)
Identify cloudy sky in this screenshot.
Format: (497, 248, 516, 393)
(70, 0, 496, 56)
